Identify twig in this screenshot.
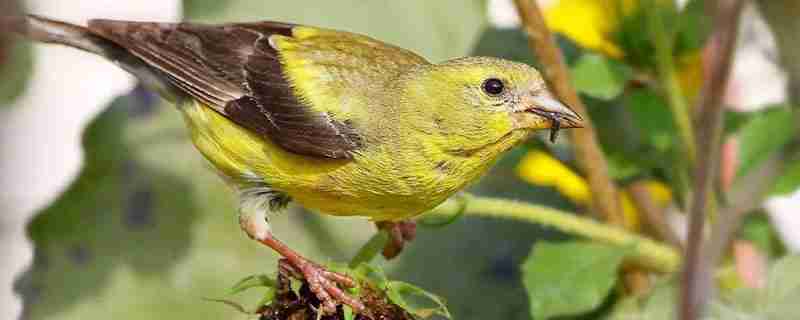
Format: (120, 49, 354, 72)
(627, 182, 683, 249)
(425, 196, 681, 273)
(512, 0, 624, 225)
(680, 1, 746, 320)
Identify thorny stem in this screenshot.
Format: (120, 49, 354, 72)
(680, 1, 745, 320)
(512, 0, 624, 226)
(425, 196, 681, 274)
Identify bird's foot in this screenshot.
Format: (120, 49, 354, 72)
(375, 220, 417, 259)
(277, 258, 365, 315)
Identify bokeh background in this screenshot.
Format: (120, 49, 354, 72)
(1, 1, 798, 320)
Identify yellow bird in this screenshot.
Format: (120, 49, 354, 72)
(8, 15, 582, 313)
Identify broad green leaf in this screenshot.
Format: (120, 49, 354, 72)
(771, 158, 800, 196)
(386, 281, 451, 319)
(608, 280, 675, 320)
(586, 95, 667, 180)
(611, 256, 800, 319)
(571, 53, 631, 100)
(522, 241, 627, 320)
(736, 107, 795, 179)
(625, 88, 677, 153)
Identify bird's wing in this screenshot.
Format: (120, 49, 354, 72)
(87, 20, 428, 159)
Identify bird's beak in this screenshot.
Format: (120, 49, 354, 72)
(522, 94, 584, 142)
(526, 95, 583, 128)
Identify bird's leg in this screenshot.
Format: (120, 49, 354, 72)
(375, 220, 417, 259)
(239, 203, 364, 314)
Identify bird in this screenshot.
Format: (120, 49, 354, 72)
(5, 14, 583, 314)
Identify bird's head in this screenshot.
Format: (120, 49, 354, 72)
(400, 57, 582, 155)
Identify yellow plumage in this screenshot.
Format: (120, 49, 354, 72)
(175, 25, 573, 221)
(12, 15, 583, 313)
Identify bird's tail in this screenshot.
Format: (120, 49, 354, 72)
(1, 14, 176, 98)
(2, 14, 123, 58)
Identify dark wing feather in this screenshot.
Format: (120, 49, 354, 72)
(87, 20, 363, 159)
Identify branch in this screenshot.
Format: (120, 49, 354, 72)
(512, 0, 624, 225)
(627, 182, 683, 249)
(680, 1, 746, 320)
(425, 196, 681, 273)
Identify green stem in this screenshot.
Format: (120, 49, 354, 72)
(663, 67, 697, 162)
(424, 195, 681, 274)
(649, 5, 696, 162)
(349, 231, 390, 268)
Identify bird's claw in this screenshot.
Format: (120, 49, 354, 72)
(376, 220, 417, 259)
(277, 258, 365, 315)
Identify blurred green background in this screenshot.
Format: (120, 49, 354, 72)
(9, 1, 576, 319)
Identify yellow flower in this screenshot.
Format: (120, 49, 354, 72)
(543, 0, 704, 99)
(516, 150, 590, 204)
(542, 0, 638, 59)
(517, 151, 672, 230)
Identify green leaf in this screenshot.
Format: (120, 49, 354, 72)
(522, 241, 627, 320)
(353, 263, 390, 290)
(386, 281, 451, 319)
(740, 213, 785, 257)
(626, 89, 677, 153)
(202, 298, 253, 315)
(343, 305, 355, 320)
(571, 54, 631, 100)
(611, 256, 800, 319)
(724, 110, 756, 136)
(736, 107, 795, 179)
(605, 152, 645, 181)
(716, 255, 800, 319)
(674, 0, 711, 56)
(254, 288, 277, 310)
(771, 158, 800, 196)
(607, 279, 676, 320)
(229, 274, 277, 295)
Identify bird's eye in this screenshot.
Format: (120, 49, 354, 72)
(482, 78, 505, 96)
